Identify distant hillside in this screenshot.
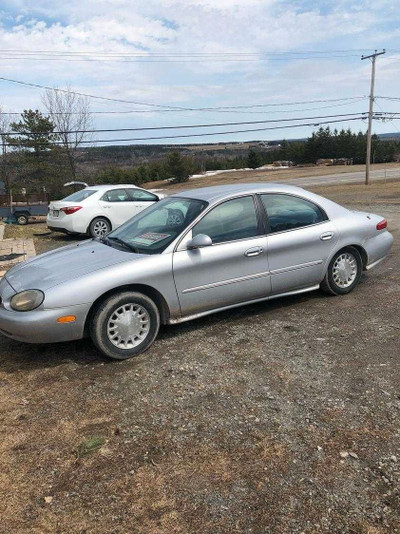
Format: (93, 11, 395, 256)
(74, 131, 400, 176)
(78, 132, 400, 163)
(76, 140, 280, 172)
(377, 132, 400, 140)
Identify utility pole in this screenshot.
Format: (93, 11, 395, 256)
(361, 49, 385, 185)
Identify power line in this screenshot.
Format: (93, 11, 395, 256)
(4, 116, 365, 146)
(0, 78, 365, 111)
(0, 49, 373, 61)
(373, 111, 400, 115)
(3, 112, 366, 136)
(0, 77, 191, 110)
(0, 98, 367, 116)
(376, 96, 400, 101)
(0, 48, 374, 55)
(155, 97, 364, 110)
(3, 49, 398, 63)
(0, 55, 364, 62)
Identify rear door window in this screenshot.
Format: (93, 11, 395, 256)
(102, 189, 130, 202)
(127, 189, 158, 202)
(260, 194, 327, 233)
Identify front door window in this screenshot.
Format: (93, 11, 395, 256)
(193, 196, 260, 243)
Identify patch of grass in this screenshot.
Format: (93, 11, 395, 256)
(3, 220, 48, 240)
(75, 436, 106, 458)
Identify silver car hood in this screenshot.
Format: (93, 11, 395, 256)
(6, 240, 140, 292)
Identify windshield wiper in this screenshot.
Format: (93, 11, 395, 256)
(105, 236, 140, 253)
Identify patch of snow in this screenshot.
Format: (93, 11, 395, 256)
(188, 165, 289, 180)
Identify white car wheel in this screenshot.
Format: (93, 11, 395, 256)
(89, 217, 111, 238)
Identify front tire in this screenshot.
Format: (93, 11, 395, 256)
(90, 291, 160, 360)
(89, 217, 111, 238)
(321, 246, 362, 295)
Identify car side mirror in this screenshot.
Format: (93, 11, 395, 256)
(186, 234, 213, 250)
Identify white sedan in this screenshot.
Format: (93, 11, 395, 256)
(47, 184, 163, 237)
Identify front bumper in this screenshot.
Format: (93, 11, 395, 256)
(0, 302, 91, 344)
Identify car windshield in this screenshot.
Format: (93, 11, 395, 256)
(107, 197, 207, 254)
(62, 189, 97, 202)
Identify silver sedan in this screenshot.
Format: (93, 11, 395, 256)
(0, 183, 393, 359)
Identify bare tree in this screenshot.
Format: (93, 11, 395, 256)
(0, 107, 10, 191)
(43, 87, 93, 179)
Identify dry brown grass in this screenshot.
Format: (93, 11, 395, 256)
(146, 162, 400, 193)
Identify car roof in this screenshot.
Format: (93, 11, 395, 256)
(85, 184, 139, 191)
(173, 182, 347, 216)
(175, 183, 309, 202)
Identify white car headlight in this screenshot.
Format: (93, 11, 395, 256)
(10, 290, 44, 311)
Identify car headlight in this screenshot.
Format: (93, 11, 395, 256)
(10, 290, 44, 311)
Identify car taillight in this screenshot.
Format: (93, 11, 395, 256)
(61, 206, 82, 215)
(376, 219, 387, 230)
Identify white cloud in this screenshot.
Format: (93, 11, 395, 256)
(0, 1, 398, 141)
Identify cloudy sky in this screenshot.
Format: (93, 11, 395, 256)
(0, 0, 400, 145)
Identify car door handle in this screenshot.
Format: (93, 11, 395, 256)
(320, 232, 334, 241)
(245, 247, 263, 257)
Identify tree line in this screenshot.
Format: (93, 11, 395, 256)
(1, 92, 400, 197)
(0, 88, 92, 197)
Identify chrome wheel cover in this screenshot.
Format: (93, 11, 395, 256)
(332, 252, 358, 288)
(167, 209, 184, 226)
(167, 214, 183, 226)
(93, 220, 109, 237)
(107, 303, 150, 349)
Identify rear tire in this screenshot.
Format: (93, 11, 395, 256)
(89, 217, 111, 238)
(321, 246, 362, 296)
(90, 291, 160, 360)
(16, 213, 29, 225)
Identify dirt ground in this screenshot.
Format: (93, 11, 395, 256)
(1, 176, 400, 534)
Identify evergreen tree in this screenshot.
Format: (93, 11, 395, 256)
(247, 149, 260, 169)
(280, 139, 289, 160)
(6, 110, 62, 194)
(7, 109, 58, 156)
(166, 150, 192, 183)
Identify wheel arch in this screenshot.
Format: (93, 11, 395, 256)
(84, 283, 171, 333)
(348, 244, 368, 270)
(325, 243, 368, 273)
(15, 209, 30, 216)
(87, 215, 113, 234)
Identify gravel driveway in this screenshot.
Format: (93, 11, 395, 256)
(1, 182, 399, 534)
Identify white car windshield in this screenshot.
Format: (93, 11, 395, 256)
(106, 197, 207, 254)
